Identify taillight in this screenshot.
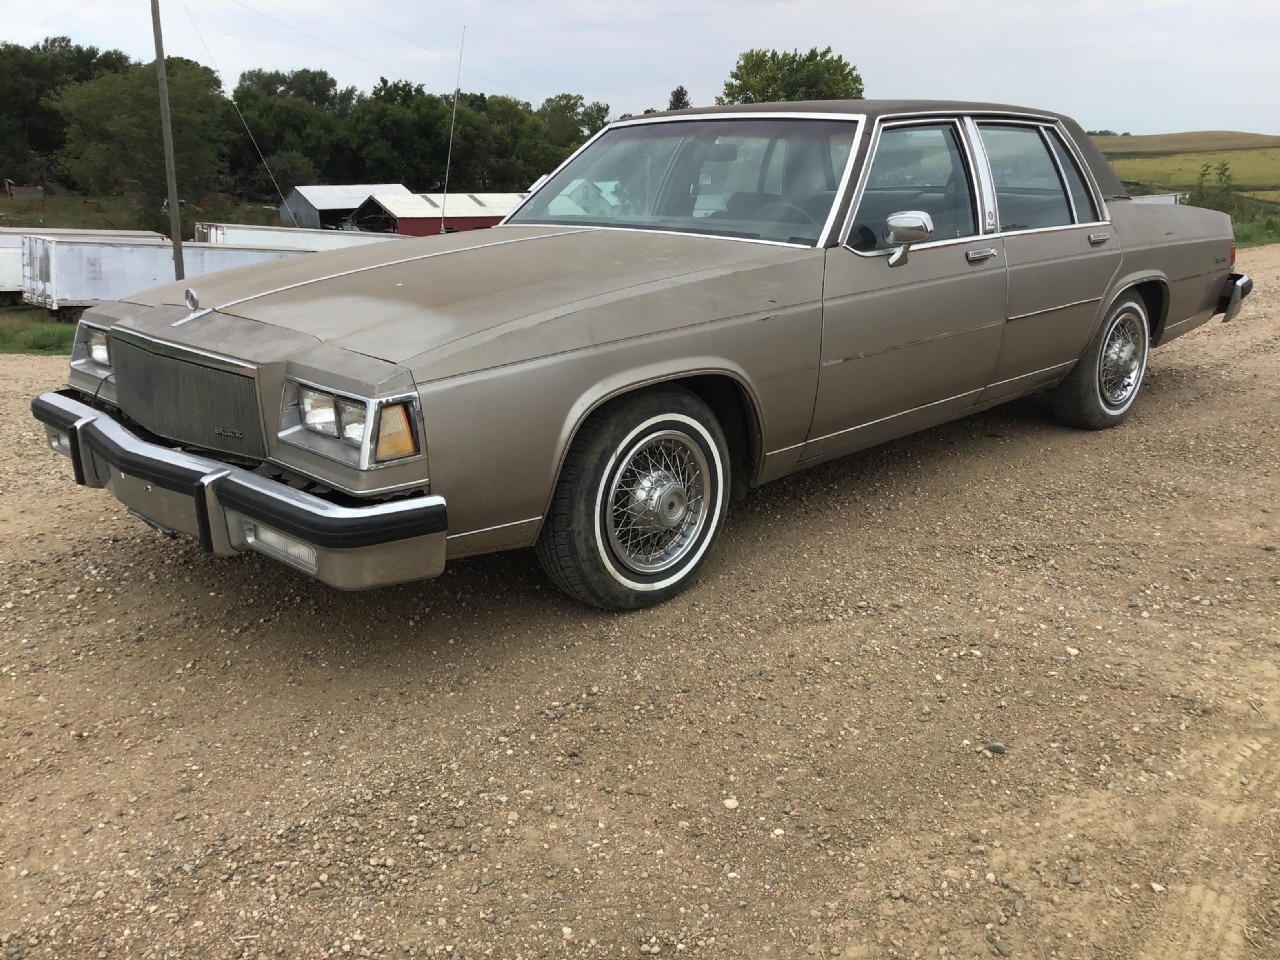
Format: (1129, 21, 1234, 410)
(1230, 243, 1237, 269)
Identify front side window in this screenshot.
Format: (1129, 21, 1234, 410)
(847, 123, 977, 252)
(977, 124, 1073, 231)
(509, 117, 860, 246)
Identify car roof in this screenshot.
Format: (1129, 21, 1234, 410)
(628, 100, 1128, 200)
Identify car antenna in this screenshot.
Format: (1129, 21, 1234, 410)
(440, 25, 466, 235)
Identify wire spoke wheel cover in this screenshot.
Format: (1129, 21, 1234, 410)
(603, 428, 709, 575)
(1097, 306, 1147, 411)
(536, 389, 730, 610)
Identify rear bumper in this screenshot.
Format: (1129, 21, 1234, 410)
(1218, 273, 1253, 322)
(31, 391, 447, 590)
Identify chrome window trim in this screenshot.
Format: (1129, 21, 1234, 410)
(1051, 121, 1110, 222)
(1038, 126, 1079, 224)
(838, 115, 984, 255)
(503, 113, 866, 249)
(962, 117, 999, 234)
(972, 119, 1108, 235)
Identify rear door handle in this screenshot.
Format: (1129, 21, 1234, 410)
(1088, 232, 1111, 245)
(966, 248, 998, 263)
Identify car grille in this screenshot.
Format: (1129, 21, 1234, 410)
(112, 338, 268, 459)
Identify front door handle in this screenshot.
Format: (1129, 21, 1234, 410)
(1088, 232, 1111, 245)
(966, 247, 999, 263)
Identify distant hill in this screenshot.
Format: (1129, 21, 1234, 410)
(1092, 131, 1280, 155)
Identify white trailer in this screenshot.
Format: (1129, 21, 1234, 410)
(21, 236, 312, 313)
(194, 221, 401, 249)
(1, 228, 164, 306)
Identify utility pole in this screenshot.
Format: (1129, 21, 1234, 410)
(151, 0, 184, 280)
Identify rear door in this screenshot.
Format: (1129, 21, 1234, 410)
(803, 118, 1007, 462)
(972, 121, 1122, 400)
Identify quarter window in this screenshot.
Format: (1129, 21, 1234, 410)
(1046, 130, 1098, 223)
(977, 124, 1073, 231)
(848, 123, 977, 252)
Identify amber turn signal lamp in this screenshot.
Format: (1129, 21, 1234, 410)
(375, 403, 417, 462)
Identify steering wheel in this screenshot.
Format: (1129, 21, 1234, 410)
(756, 201, 817, 225)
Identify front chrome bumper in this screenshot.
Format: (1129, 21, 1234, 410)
(1219, 272, 1253, 323)
(31, 391, 448, 590)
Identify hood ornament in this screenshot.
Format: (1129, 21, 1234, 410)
(172, 287, 213, 327)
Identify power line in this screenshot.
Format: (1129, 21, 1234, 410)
(178, 0, 306, 233)
(327, 0, 523, 99)
(0, 0, 101, 46)
(228, 0, 412, 85)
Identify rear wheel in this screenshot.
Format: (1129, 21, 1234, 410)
(1049, 295, 1150, 429)
(535, 388, 730, 610)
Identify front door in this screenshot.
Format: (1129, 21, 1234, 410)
(803, 120, 1006, 463)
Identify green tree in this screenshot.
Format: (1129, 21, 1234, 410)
(717, 47, 864, 104)
(668, 85, 691, 111)
(0, 36, 131, 181)
(52, 57, 232, 202)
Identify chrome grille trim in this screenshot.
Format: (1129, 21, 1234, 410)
(111, 337, 267, 459)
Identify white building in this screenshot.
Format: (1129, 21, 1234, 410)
(279, 183, 411, 229)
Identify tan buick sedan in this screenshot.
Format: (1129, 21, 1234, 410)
(33, 100, 1253, 609)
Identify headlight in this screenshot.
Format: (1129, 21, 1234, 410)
(336, 398, 368, 448)
(283, 381, 421, 469)
(299, 387, 339, 437)
(86, 328, 111, 367)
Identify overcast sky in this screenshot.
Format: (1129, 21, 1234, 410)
(2, 0, 1276, 135)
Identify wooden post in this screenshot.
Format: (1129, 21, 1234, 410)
(151, 0, 185, 280)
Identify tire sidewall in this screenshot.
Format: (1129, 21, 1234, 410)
(575, 396, 729, 608)
(1089, 297, 1150, 422)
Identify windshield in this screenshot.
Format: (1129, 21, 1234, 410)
(509, 117, 860, 246)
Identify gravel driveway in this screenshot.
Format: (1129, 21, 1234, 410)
(2, 247, 1277, 959)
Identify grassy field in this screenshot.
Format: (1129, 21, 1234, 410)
(0, 306, 77, 354)
(1104, 147, 1280, 191)
(1090, 130, 1280, 245)
(1092, 131, 1280, 155)
(0, 192, 281, 235)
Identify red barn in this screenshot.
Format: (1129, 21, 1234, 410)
(349, 192, 528, 235)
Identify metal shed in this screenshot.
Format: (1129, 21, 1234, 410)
(349, 192, 527, 235)
(280, 183, 411, 229)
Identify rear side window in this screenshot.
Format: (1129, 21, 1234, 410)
(977, 124, 1072, 231)
(848, 122, 977, 252)
(1046, 130, 1098, 222)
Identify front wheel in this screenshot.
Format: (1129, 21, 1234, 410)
(1049, 295, 1150, 429)
(535, 388, 730, 610)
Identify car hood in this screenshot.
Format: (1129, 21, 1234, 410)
(120, 225, 816, 372)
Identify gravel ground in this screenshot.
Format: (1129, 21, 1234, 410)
(2, 247, 1278, 960)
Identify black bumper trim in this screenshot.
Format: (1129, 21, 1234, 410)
(215, 478, 447, 550)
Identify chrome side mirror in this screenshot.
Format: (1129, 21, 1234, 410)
(884, 210, 934, 267)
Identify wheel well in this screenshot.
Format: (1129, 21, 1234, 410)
(1132, 280, 1169, 345)
(674, 375, 761, 501)
(581, 375, 762, 502)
